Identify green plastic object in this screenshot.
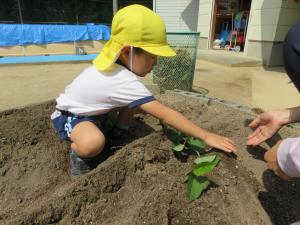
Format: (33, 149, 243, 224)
(152, 32, 200, 91)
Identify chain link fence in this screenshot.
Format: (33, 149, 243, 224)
(153, 32, 200, 91)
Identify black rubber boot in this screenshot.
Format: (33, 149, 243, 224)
(69, 150, 99, 177)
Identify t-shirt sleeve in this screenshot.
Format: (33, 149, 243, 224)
(277, 137, 300, 177)
(111, 78, 155, 109)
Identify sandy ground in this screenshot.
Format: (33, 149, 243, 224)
(194, 60, 300, 110)
(0, 62, 87, 111)
(1, 93, 300, 225)
(1, 59, 300, 113)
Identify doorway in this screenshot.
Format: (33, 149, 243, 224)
(210, 0, 252, 52)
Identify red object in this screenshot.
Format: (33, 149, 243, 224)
(237, 34, 245, 44)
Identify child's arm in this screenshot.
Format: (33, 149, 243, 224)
(138, 100, 237, 153)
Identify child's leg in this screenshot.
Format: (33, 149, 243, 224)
(51, 110, 107, 177)
(108, 107, 143, 146)
(70, 121, 106, 158)
(68, 121, 106, 177)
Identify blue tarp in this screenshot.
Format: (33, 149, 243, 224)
(0, 54, 98, 64)
(0, 24, 111, 46)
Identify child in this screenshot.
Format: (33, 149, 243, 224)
(51, 4, 237, 177)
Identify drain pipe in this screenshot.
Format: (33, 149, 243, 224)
(17, 0, 26, 55)
(17, 0, 23, 24)
(113, 0, 118, 15)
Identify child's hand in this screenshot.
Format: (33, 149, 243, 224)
(203, 132, 237, 153)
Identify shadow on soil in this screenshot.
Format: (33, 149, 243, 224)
(259, 170, 300, 225)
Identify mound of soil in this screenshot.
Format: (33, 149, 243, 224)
(1, 93, 300, 225)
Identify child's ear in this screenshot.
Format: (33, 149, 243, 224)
(120, 45, 131, 57)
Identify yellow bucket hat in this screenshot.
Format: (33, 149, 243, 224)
(93, 4, 176, 71)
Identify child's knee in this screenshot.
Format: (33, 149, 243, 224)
(72, 133, 105, 157)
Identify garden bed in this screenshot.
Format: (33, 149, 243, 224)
(0, 92, 300, 225)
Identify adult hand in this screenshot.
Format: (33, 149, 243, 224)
(204, 132, 237, 153)
(247, 110, 290, 146)
(264, 141, 293, 180)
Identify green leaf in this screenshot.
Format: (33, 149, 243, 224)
(187, 137, 206, 154)
(190, 146, 205, 154)
(187, 173, 210, 201)
(172, 143, 185, 152)
(192, 156, 220, 176)
(194, 155, 217, 164)
(188, 137, 206, 149)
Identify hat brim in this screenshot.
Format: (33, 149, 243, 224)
(141, 45, 176, 57)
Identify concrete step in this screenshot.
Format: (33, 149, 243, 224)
(197, 49, 262, 67)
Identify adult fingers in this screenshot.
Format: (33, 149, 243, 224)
(247, 129, 266, 146)
(247, 129, 260, 140)
(248, 117, 261, 129)
(247, 136, 263, 146)
(254, 128, 268, 143)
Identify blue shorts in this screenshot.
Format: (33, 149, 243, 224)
(51, 110, 108, 141)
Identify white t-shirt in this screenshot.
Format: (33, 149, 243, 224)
(56, 64, 155, 116)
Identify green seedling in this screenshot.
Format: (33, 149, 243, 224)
(161, 122, 205, 157)
(160, 122, 221, 201)
(193, 155, 220, 176)
(187, 137, 206, 156)
(187, 173, 210, 201)
(187, 155, 220, 201)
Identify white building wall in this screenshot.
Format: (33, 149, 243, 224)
(155, 0, 199, 32)
(197, 0, 214, 49)
(246, 0, 281, 42)
(275, 0, 300, 41)
(245, 0, 300, 66)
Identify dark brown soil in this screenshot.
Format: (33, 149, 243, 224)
(1, 93, 300, 225)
